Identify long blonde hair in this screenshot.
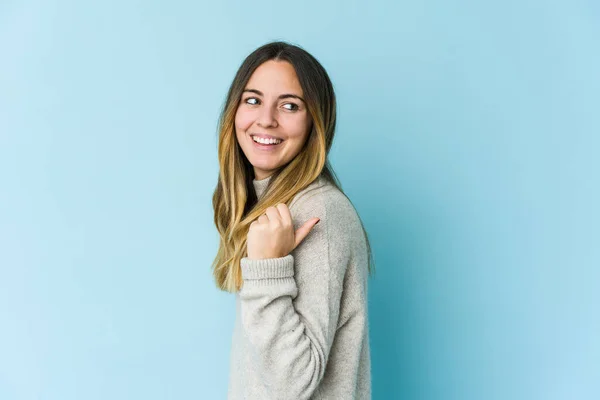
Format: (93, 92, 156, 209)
(211, 41, 375, 292)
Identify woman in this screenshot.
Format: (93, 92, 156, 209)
(211, 40, 375, 400)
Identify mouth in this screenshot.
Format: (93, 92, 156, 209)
(250, 133, 283, 142)
(250, 133, 283, 145)
(250, 134, 284, 150)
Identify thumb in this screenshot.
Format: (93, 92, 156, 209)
(294, 218, 321, 249)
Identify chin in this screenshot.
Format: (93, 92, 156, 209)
(252, 162, 278, 171)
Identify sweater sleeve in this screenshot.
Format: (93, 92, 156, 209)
(238, 187, 352, 400)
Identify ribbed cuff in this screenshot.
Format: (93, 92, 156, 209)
(241, 254, 294, 280)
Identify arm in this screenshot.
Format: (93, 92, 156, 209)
(238, 189, 351, 399)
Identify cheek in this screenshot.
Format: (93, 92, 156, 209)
(235, 109, 253, 132)
(286, 116, 311, 139)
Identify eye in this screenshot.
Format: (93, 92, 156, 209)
(244, 97, 260, 105)
(283, 103, 299, 111)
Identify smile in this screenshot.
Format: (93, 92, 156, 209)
(251, 135, 283, 145)
(251, 135, 283, 151)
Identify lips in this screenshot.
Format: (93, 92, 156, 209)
(251, 135, 283, 150)
(250, 133, 283, 141)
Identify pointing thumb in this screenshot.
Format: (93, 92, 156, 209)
(294, 218, 321, 249)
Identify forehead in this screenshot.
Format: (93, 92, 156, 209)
(246, 60, 303, 95)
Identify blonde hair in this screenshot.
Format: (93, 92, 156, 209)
(211, 41, 375, 292)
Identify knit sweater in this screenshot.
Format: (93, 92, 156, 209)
(227, 175, 372, 400)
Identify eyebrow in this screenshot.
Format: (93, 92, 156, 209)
(242, 88, 306, 104)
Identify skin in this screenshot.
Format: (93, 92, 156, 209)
(235, 59, 312, 181)
(247, 204, 320, 260)
(235, 60, 319, 259)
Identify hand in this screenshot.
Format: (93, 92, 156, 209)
(247, 203, 320, 260)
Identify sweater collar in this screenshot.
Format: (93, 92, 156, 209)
(252, 174, 272, 200)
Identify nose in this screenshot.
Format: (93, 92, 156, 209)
(256, 104, 278, 128)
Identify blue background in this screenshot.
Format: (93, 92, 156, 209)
(1, 0, 598, 399)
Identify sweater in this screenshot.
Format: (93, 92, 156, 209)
(226, 174, 372, 400)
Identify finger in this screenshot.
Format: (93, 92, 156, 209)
(275, 203, 293, 226)
(258, 214, 269, 224)
(294, 218, 321, 249)
(265, 206, 282, 223)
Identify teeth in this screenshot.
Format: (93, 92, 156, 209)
(252, 136, 282, 145)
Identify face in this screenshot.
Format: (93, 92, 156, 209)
(235, 60, 312, 181)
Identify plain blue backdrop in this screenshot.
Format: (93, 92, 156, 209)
(1, 0, 598, 399)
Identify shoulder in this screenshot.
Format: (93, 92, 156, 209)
(289, 176, 348, 212)
(289, 176, 363, 240)
(287, 176, 367, 286)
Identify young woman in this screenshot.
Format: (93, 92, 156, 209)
(211, 40, 375, 400)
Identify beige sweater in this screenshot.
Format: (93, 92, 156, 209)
(227, 175, 371, 400)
